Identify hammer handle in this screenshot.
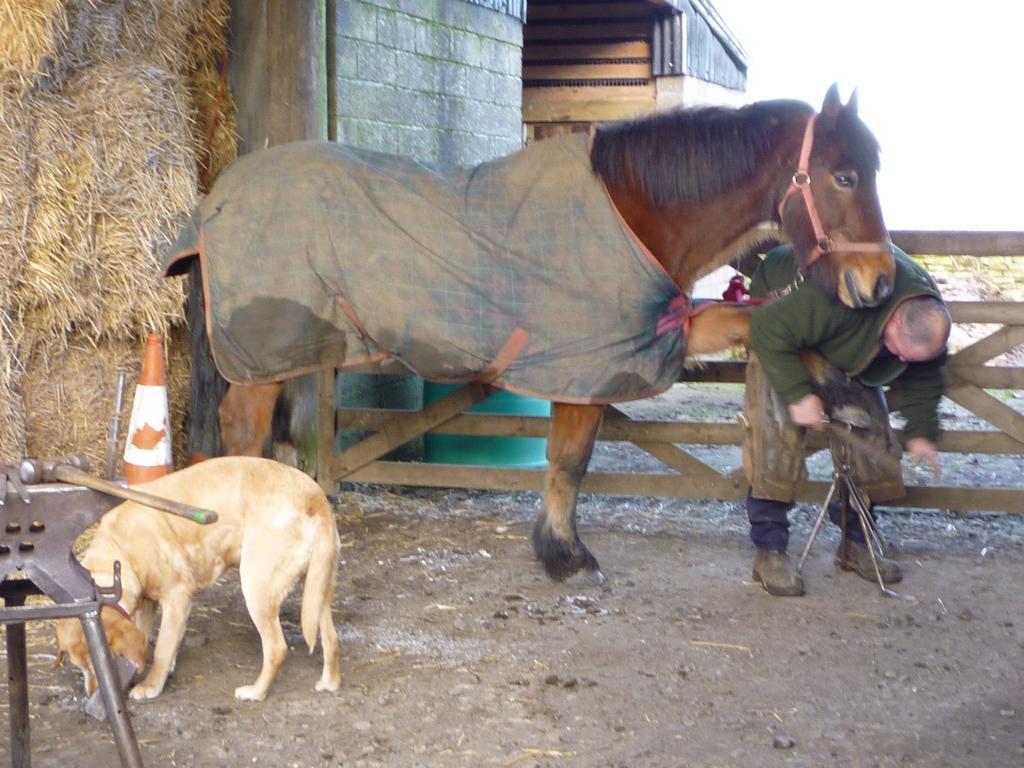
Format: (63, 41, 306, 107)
(51, 465, 218, 525)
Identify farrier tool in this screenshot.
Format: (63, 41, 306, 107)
(19, 454, 218, 524)
(795, 419, 916, 602)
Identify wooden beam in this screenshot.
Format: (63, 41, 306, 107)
(338, 411, 747, 444)
(266, 0, 327, 144)
(316, 368, 335, 493)
(331, 383, 494, 479)
(607, 407, 726, 479)
(524, 22, 651, 40)
(347, 462, 745, 498)
(795, 483, 1023, 515)
(344, 462, 1021, 514)
(337, 410, 1024, 455)
(948, 366, 1024, 390)
(891, 230, 1024, 257)
(523, 94, 657, 123)
(523, 41, 650, 61)
(949, 326, 1024, 367)
(948, 302, 1024, 324)
(946, 380, 1024, 444)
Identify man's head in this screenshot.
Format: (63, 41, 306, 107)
(881, 296, 951, 362)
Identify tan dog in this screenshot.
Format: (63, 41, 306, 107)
(55, 456, 342, 702)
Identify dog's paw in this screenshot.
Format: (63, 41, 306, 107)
(129, 683, 163, 700)
(315, 677, 341, 693)
(234, 684, 268, 702)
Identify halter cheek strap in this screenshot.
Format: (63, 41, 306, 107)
(777, 113, 891, 268)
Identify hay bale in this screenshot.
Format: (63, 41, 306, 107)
(120, 0, 201, 74)
(23, 330, 136, 467)
(0, 87, 35, 460)
(186, 0, 229, 73)
(69, 61, 197, 338)
(0, 309, 28, 461)
(18, 88, 95, 338)
(17, 62, 197, 341)
(0, 87, 34, 292)
(23, 328, 191, 470)
(191, 58, 237, 191)
(0, 0, 67, 90)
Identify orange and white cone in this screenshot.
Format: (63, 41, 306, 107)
(123, 333, 173, 484)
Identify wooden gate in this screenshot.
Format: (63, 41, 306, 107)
(315, 231, 1024, 515)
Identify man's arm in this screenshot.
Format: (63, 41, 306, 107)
(885, 352, 947, 443)
(886, 352, 948, 481)
(749, 286, 844, 406)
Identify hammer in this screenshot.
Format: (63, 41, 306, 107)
(19, 455, 218, 525)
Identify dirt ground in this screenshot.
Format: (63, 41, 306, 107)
(2, 385, 1023, 768)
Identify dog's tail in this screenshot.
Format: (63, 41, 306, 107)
(300, 495, 340, 653)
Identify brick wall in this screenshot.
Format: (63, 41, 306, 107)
(913, 256, 1024, 301)
(331, 0, 524, 165)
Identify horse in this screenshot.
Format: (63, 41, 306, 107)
(166, 84, 894, 584)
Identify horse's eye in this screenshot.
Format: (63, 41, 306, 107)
(833, 172, 857, 189)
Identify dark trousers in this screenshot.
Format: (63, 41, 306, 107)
(746, 488, 872, 552)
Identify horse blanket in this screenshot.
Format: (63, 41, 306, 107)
(164, 136, 689, 403)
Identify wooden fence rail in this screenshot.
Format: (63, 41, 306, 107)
(316, 233, 1024, 515)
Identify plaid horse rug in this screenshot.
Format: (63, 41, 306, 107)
(164, 135, 690, 404)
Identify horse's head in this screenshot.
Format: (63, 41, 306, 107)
(779, 85, 895, 309)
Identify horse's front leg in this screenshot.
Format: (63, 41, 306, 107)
(532, 402, 606, 583)
(219, 382, 282, 456)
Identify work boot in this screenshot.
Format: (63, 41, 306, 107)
(752, 549, 805, 596)
(835, 538, 902, 584)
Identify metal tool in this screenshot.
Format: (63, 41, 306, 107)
(20, 454, 218, 525)
(796, 424, 915, 602)
(105, 369, 129, 480)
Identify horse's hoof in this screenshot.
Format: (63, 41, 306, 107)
(532, 523, 602, 582)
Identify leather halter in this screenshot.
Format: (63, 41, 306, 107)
(777, 113, 891, 268)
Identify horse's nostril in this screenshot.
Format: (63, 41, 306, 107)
(875, 274, 892, 300)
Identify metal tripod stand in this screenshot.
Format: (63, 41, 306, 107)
(794, 424, 915, 602)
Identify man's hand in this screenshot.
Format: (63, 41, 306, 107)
(787, 393, 828, 431)
(906, 437, 941, 482)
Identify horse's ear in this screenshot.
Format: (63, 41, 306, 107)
(846, 88, 859, 116)
(820, 83, 842, 124)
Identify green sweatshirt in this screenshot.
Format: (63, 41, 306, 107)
(749, 245, 947, 443)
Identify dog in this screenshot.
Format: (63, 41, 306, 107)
(55, 456, 342, 702)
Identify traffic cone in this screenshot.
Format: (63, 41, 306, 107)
(123, 333, 173, 484)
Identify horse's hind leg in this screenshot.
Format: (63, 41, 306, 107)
(533, 402, 605, 583)
(684, 303, 754, 358)
(219, 382, 283, 457)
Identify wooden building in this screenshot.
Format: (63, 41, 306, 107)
(523, 0, 748, 141)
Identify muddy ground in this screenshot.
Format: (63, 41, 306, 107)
(2, 384, 1023, 768)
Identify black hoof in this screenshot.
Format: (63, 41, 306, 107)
(532, 521, 602, 582)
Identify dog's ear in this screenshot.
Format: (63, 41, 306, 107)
(101, 606, 148, 674)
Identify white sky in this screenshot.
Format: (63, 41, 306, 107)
(710, 0, 1023, 231)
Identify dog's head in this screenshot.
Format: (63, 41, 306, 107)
(55, 606, 148, 696)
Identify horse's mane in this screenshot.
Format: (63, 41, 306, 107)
(590, 100, 812, 206)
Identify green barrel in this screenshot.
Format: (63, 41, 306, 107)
(423, 382, 550, 467)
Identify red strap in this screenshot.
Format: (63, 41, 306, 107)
(778, 113, 891, 268)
